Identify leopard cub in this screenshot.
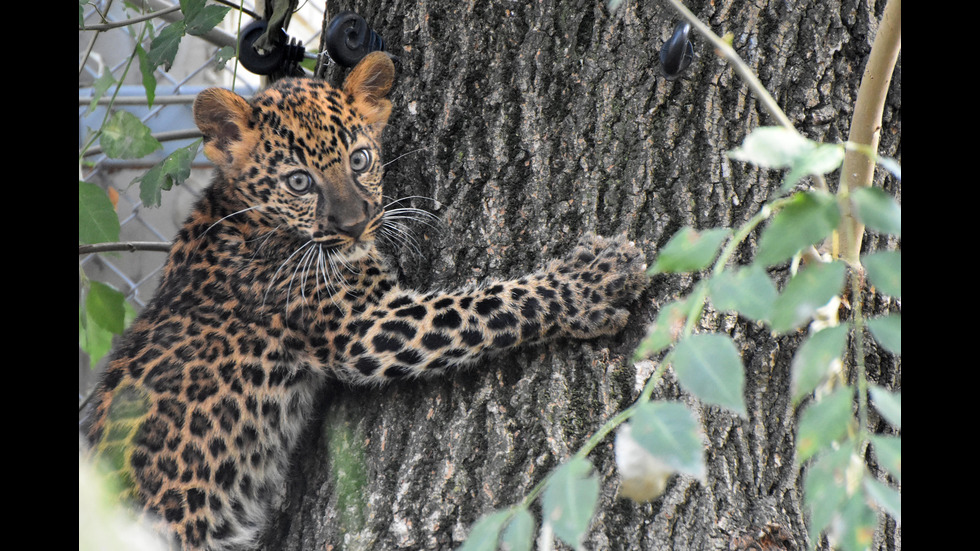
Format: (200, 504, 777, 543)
(84, 51, 648, 550)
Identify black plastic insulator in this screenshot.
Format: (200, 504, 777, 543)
(238, 20, 306, 76)
(660, 21, 695, 80)
(325, 11, 385, 68)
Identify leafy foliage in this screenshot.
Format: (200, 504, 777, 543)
(460, 121, 900, 550)
(80, 1, 233, 367)
(136, 140, 202, 208)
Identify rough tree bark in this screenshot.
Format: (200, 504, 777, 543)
(258, 0, 901, 549)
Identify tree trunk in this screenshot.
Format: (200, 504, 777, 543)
(259, 0, 901, 549)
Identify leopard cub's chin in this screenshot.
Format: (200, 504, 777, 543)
(342, 240, 374, 262)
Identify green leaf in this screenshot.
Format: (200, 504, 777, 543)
(458, 510, 509, 551)
(771, 261, 847, 334)
(215, 45, 236, 70)
(728, 127, 813, 169)
(649, 227, 730, 274)
(835, 492, 877, 551)
(862, 250, 901, 298)
(87, 281, 126, 334)
(542, 458, 599, 549)
(727, 127, 844, 189)
(628, 401, 706, 480)
(85, 68, 116, 117)
(708, 265, 778, 322)
(796, 386, 853, 463)
(100, 111, 162, 159)
(782, 143, 845, 190)
(500, 509, 534, 551)
(851, 186, 901, 236)
(791, 325, 849, 404)
(863, 477, 901, 523)
(135, 139, 201, 207)
(146, 20, 185, 72)
(136, 42, 158, 108)
(869, 386, 901, 429)
(181, 0, 231, 36)
(671, 334, 747, 416)
(80, 304, 115, 366)
(803, 446, 852, 539)
(79, 181, 120, 244)
(756, 191, 840, 267)
(634, 296, 690, 359)
(614, 424, 673, 502)
(867, 314, 901, 354)
(869, 434, 901, 482)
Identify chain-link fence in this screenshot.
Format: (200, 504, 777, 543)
(79, 0, 327, 392)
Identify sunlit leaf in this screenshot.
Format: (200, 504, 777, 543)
(728, 127, 813, 168)
(782, 143, 845, 190)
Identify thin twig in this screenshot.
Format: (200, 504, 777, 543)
(80, 129, 203, 157)
(79, 5, 181, 31)
(664, 0, 793, 130)
(80, 241, 172, 255)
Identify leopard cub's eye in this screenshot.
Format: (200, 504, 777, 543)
(350, 149, 372, 173)
(285, 171, 314, 194)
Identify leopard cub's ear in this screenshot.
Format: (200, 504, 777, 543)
(343, 51, 395, 131)
(193, 88, 256, 170)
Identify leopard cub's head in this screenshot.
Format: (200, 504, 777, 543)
(193, 52, 395, 259)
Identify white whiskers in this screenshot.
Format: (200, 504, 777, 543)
(378, 196, 443, 258)
(202, 205, 265, 238)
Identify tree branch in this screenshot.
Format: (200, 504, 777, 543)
(79, 241, 172, 255)
(837, 0, 901, 266)
(79, 5, 181, 31)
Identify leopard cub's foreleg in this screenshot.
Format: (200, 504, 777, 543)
(330, 233, 649, 383)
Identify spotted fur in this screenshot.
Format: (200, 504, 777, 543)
(84, 52, 648, 550)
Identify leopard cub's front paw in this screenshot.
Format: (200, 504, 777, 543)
(554, 233, 649, 339)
